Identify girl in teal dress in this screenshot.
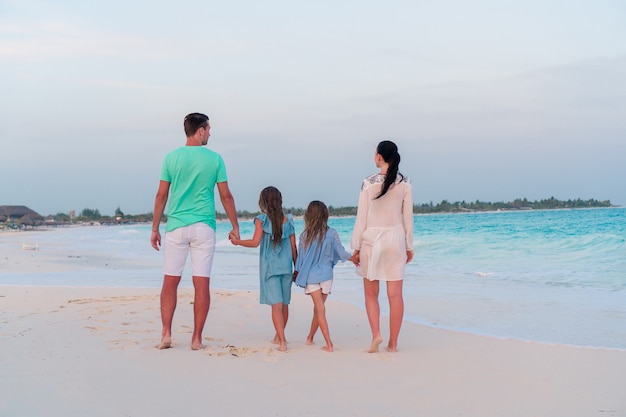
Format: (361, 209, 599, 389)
(229, 186, 297, 352)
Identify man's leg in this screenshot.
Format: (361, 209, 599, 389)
(188, 222, 216, 350)
(191, 275, 210, 350)
(159, 274, 181, 349)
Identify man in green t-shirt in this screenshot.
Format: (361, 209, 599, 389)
(150, 113, 240, 350)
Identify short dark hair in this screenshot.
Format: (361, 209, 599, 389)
(183, 113, 209, 137)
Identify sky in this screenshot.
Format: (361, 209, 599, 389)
(1, 0, 625, 216)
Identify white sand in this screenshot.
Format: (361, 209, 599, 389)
(1, 283, 625, 417)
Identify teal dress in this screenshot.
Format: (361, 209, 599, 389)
(256, 213, 295, 305)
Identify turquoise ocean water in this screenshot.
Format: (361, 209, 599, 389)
(2, 207, 624, 350)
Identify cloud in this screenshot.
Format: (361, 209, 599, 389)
(0, 17, 176, 61)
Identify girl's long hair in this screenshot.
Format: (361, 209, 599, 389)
(302, 200, 329, 249)
(258, 186, 284, 246)
(376, 140, 403, 199)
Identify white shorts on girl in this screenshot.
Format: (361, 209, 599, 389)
(305, 279, 333, 295)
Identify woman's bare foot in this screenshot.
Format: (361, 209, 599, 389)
(367, 336, 383, 353)
(305, 336, 315, 345)
(271, 336, 285, 345)
(386, 344, 398, 352)
(157, 337, 172, 350)
(277, 341, 287, 352)
(321, 344, 333, 352)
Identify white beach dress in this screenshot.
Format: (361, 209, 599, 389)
(350, 173, 414, 281)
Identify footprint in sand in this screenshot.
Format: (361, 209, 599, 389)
(109, 339, 140, 350)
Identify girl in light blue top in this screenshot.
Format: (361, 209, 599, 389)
(294, 201, 357, 352)
(230, 186, 297, 352)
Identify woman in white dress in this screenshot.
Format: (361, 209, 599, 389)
(351, 140, 414, 352)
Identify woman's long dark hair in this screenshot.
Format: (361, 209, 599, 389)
(258, 186, 284, 246)
(376, 140, 403, 199)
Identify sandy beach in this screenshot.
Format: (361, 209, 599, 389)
(2, 282, 625, 417)
(2, 227, 626, 416)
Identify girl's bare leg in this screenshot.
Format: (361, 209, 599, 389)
(306, 310, 319, 345)
(271, 302, 287, 351)
(386, 280, 404, 352)
(363, 278, 382, 352)
(310, 290, 332, 352)
(272, 304, 289, 345)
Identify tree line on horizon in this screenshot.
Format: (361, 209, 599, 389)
(49, 197, 614, 223)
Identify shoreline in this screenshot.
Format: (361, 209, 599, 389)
(2, 284, 625, 416)
(2, 210, 624, 352)
(4, 281, 625, 352)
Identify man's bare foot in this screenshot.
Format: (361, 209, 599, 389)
(157, 337, 172, 350)
(191, 342, 206, 350)
(367, 336, 383, 353)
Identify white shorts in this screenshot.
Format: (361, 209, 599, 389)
(163, 222, 216, 278)
(305, 279, 333, 295)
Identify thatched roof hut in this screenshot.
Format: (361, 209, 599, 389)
(0, 205, 44, 225)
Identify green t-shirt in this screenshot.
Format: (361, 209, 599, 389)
(160, 146, 227, 232)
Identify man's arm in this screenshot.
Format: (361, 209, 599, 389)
(217, 181, 240, 240)
(150, 180, 170, 251)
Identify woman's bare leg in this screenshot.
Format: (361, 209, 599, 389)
(363, 278, 382, 352)
(386, 280, 404, 352)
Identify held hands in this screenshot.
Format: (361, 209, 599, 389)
(347, 250, 411, 265)
(228, 230, 241, 245)
(349, 250, 360, 267)
(292, 271, 298, 283)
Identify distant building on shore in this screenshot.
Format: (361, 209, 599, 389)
(0, 205, 44, 227)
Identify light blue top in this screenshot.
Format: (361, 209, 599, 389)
(257, 213, 295, 279)
(294, 228, 352, 288)
(160, 146, 227, 232)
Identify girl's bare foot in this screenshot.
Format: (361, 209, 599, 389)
(157, 336, 172, 350)
(367, 336, 383, 353)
